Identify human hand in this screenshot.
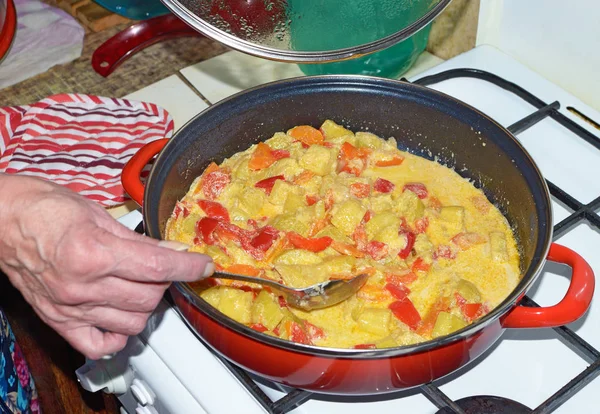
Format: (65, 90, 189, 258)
(0, 174, 213, 360)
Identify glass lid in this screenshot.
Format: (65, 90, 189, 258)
(160, 0, 451, 63)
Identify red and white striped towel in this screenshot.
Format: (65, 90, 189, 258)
(0, 94, 174, 207)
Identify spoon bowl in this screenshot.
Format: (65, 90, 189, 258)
(211, 271, 369, 311)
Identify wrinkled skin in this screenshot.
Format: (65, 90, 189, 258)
(0, 174, 213, 360)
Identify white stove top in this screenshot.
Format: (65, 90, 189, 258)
(104, 45, 600, 414)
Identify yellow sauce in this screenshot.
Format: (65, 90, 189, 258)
(166, 120, 520, 349)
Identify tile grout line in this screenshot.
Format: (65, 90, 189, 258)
(176, 72, 213, 106)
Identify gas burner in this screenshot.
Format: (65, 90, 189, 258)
(435, 396, 532, 414)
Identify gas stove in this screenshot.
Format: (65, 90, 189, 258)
(76, 44, 600, 414)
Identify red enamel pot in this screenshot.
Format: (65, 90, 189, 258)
(122, 76, 595, 395)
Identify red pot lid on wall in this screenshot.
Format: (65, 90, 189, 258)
(0, 0, 17, 64)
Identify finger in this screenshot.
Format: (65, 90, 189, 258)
(73, 276, 169, 313)
(63, 326, 129, 360)
(93, 228, 215, 283)
(67, 305, 152, 336)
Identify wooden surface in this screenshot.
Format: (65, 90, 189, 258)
(1, 276, 120, 413)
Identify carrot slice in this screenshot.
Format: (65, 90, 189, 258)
(288, 125, 324, 146)
(225, 264, 262, 277)
(375, 155, 404, 167)
(249, 142, 277, 170)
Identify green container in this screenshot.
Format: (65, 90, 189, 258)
(288, 0, 433, 78)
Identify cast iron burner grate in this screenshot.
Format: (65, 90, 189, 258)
(434, 395, 532, 414)
(137, 69, 600, 414)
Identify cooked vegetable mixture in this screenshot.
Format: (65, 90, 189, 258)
(166, 120, 521, 349)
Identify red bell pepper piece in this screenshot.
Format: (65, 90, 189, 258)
(386, 271, 418, 286)
(172, 202, 190, 218)
(254, 175, 285, 195)
(374, 155, 404, 167)
(417, 297, 451, 337)
(365, 240, 388, 261)
(434, 245, 456, 260)
(249, 226, 280, 251)
(287, 321, 312, 345)
(349, 182, 370, 198)
(198, 200, 230, 222)
(214, 221, 254, 246)
(428, 196, 443, 212)
(337, 142, 371, 176)
(271, 149, 290, 160)
(303, 321, 325, 341)
(352, 224, 368, 250)
(462, 303, 484, 321)
(455, 292, 485, 321)
(398, 231, 416, 259)
(288, 125, 324, 146)
(384, 282, 410, 301)
(201, 168, 231, 200)
(250, 323, 269, 333)
(362, 210, 372, 224)
(389, 298, 422, 331)
(454, 292, 467, 306)
(403, 182, 428, 199)
(287, 232, 333, 252)
(277, 296, 288, 308)
(414, 217, 429, 234)
(305, 194, 319, 206)
(411, 257, 431, 273)
(195, 217, 220, 244)
(373, 178, 395, 193)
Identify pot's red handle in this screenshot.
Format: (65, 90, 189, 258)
(502, 243, 595, 329)
(122, 139, 169, 206)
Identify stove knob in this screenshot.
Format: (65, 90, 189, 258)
(76, 359, 133, 395)
(130, 379, 156, 406)
(135, 405, 159, 414)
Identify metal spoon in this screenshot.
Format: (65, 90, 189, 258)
(161, 240, 369, 311)
(211, 270, 369, 311)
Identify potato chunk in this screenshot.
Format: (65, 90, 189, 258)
(356, 308, 392, 336)
(216, 287, 254, 324)
(331, 199, 367, 235)
(269, 180, 296, 205)
(355, 132, 383, 149)
(431, 312, 467, 338)
(252, 290, 285, 331)
(439, 206, 465, 236)
(393, 190, 425, 222)
(274, 249, 323, 265)
(365, 211, 399, 240)
(490, 232, 509, 261)
(456, 279, 482, 303)
(300, 145, 336, 176)
(320, 119, 353, 140)
(239, 187, 266, 216)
